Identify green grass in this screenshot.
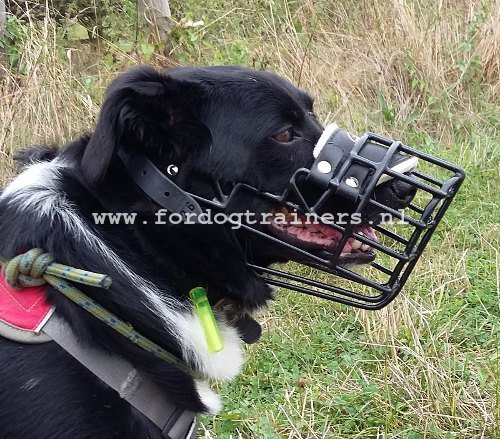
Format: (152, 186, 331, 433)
(1, 0, 498, 437)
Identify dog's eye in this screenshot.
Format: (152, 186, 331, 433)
(272, 128, 294, 143)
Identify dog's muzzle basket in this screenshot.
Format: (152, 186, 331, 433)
(120, 124, 465, 310)
(239, 126, 465, 309)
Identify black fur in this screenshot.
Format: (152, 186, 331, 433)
(0, 66, 413, 438)
(14, 145, 58, 165)
(0, 66, 325, 439)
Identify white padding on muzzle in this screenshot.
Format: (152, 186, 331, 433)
(376, 156, 419, 186)
(313, 123, 339, 159)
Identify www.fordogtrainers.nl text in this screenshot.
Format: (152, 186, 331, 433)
(92, 209, 408, 228)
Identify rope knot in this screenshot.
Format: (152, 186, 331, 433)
(2, 248, 54, 289)
(1, 249, 112, 290)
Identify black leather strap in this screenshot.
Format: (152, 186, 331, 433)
(307, 129, 346, 190)
(308, 129, 410, 202)
(118, 149, 203, 221)
(308, 129, 364, 201)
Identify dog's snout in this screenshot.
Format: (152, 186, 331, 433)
(391, 177, 417, 204)
(387, 151, 418, 205)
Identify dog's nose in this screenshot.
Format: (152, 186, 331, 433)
(374, 168, 417, 211)
(390, 178, 417, 204)
(388, 152, 418, 203)
(372, 150, 418, 206)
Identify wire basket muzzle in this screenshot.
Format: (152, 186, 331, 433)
(245, 129, 465, 309)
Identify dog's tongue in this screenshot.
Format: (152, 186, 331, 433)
(270, 209, 378, 254)
(357, 225, 378, 242)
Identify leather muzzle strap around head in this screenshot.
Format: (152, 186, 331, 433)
(43, 314, 197, 439)
(118, 148, 203, 220)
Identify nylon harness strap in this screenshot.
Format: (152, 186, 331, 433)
(43, 314, 197, 439)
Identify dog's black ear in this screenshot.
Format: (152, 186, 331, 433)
(81, 66, 203, 185)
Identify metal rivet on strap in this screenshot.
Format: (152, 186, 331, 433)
(167, 165, 179, 176)
(345, 176, 359, 188)
(317, 160, 332, 174)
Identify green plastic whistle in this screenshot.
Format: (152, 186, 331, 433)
(189, 287, 224, 353)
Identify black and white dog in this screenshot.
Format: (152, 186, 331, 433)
(0, 66, 414, 438)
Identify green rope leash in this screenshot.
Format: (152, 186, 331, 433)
(0, 249, 199, 379)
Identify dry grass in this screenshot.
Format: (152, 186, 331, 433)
(248, 0, 497, 139)
(476, 0, 500, 91)
(1, 14, 97, 184)
(1, 0, 498, 437)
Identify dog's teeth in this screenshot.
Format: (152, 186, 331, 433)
(361, 243, 370, 251)
(351, 239, 362, 250)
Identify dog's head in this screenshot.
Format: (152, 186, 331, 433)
(83, 67, 413, 242)
(81, 65, 321, 189)
(79, 66, 417, 314)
